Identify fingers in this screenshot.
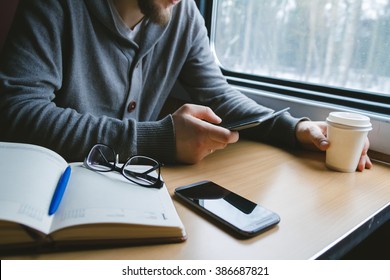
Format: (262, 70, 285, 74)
(357, 139, 373, 171)
(357, 155, 372, 172)
(310, 123, 329, 151)
(296, 121, 329, 151)
(177, 104, 238, 144)
(207, 122, 239, 144)
(172, 104, 239, 164)
(177, 103, 222, 125)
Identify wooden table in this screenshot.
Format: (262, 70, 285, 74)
(5, 140, 390, 259)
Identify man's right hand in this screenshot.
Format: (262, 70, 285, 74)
(172, 104, 239, 164)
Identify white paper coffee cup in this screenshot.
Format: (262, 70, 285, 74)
(326, 112, 372, 172)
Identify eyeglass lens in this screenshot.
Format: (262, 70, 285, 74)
(123, 157, 160, 186)
(86, 145, 161, 187)
(86, 144, 116, 171)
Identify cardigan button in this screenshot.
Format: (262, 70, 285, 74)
(127, 101, 136, 113)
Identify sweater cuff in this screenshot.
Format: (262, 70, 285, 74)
(136, 115, 176, 164)
(271, 113, 310, 148)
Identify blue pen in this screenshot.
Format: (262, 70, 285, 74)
(48, 165, 71, 215)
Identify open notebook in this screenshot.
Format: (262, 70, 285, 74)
(0, 142, 186, 253)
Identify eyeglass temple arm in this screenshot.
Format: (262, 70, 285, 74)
(98, 146, 119, 165)
(124, 162, 160, 177)
(89, 148, 117, 170)
(95, 148, 111, 164)
(140, 164, 160, 175)
(124, 169, 162, 183)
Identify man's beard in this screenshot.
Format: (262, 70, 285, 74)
(137, 0, 172, 26)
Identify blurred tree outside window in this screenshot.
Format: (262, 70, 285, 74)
(214, 0, 390, 96)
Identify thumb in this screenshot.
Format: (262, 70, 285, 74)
(311, 127, 329, 151)
(185, 104, 222, 125)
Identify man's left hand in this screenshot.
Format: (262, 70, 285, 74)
(295, 121, 372, 172)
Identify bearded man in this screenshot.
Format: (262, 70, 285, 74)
(0, 0, 371, 170)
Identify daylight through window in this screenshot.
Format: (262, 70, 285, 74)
(214, 0, 390, 96)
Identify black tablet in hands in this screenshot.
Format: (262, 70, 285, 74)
(222, 107, 290, 131)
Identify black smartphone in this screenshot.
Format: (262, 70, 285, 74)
(222, 107, 290, 131)
(175, 180, 280, 237)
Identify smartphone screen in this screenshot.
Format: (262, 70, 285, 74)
(175, 180, 280, 237)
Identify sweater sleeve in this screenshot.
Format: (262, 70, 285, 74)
(0, 0, 176, 163)
(177, 1, 305, 149)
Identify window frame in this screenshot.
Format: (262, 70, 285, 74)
(197, 0, 390, 116)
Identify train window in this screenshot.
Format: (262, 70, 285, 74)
(211, 0, 390, 113)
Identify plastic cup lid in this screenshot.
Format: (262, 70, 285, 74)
(326, 112, 371, 128)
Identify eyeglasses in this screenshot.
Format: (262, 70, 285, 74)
(83, 144, 163, 189)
